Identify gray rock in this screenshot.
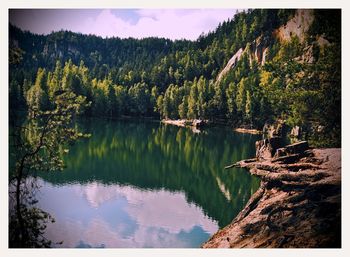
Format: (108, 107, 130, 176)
(290, 126, 302, 138)
(274, 141, 309, 159)
(256, 137, 283, 160)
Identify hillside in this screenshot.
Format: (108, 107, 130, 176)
(9, 9, 341, 147)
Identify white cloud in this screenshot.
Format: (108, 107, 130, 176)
(78, 182, 218, 234)
(82, 9, 237, 40)
(10, 9, 241, 40)
(40, 180, 219, 247)
(82, 9, 130, 38)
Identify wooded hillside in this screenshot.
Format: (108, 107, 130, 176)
(9, 9, 341, 147)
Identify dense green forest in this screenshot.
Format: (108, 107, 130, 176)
(9, 9, 341, 146)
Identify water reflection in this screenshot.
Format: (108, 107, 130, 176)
(38, 180, 217, 247)
(37, 119, 260, 247)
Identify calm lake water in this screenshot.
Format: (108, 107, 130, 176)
(36, 118, 260, 248)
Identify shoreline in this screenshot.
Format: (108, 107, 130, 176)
(162, 119, 264, 135)
(161, 119, 208, 133)
(203, 146, 341, 248)
(234, 128, 262, 135)
(161, 119, 188, 127)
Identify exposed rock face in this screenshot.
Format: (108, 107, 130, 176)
(274, 9, 314, 43)
(255, 137, 283, 160)
(317, 36, 330, 47)
(296, 37, 330, 64)
(262, 47, 269, 65)
(42, 41, 81, 59)
(203, 143, 341, 248)
(247, 36, 270, 66)
(299, 44, 315, 63)
(290, 126, 302, 138)
(216, 48, 243, 83)
(274, 141, 309, 158)
(216, 9, 316, 84)
(216, 36, 270, 84)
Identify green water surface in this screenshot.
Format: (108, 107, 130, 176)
(37, 118, 260, 248)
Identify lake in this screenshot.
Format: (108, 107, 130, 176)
(36, 118, 260, 248)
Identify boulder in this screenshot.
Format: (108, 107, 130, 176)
(192, 119, 207, 128)
(262, 123, 270, 134)
(274, 141, 309, 158)
(285, 141, 309, 155)
(290, 126, 302, 138)
(256, 137, 283, 160)
(274, 147, 287, 158)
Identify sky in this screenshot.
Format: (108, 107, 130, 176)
(9, 9, 238, 41)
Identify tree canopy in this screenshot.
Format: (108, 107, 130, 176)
(9, 9, 341, 147)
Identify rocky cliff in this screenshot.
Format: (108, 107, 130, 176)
(273, 9, 314, 43)
(216, 9, 315, 84)
(203, 139, 341, 248)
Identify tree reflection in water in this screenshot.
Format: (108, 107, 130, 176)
(38, 119, 260, 233)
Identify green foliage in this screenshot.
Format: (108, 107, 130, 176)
(26, 68, 50, 111)
(178, 96, 188, 119)
(9, 204, 56, 248)
(187, 79, 198, 119)
(8, 8, 341, 248)
(10, 9, 341, 146)
(9, 90, 90, 247)
(128, 82, 152, 116)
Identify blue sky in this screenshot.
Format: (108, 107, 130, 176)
(9, 9, 239, 40)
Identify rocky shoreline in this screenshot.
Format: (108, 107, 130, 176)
(203, 139, 341, 248)
(234, 128, 262, 135)
(161, 119, 208, 133)
(162, 119, 263, 135)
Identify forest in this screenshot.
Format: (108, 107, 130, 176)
(8, 8, 342, 249)
(9, 9, 341, 147)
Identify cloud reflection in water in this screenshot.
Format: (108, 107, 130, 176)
(38, 179, 218, 248)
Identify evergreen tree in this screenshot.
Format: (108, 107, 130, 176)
(26, 68, 50, 112)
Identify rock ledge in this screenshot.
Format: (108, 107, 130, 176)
(203, 143, 341, 248)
